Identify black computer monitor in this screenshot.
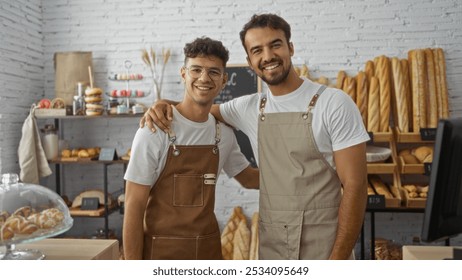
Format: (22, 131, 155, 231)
(421, 118, 462, 244)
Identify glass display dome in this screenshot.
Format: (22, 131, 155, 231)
(0, 173, 73, 260)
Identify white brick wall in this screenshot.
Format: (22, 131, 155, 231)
(1, 0, 461, 256)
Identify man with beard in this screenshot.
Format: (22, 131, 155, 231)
(140, 14, 369, 260)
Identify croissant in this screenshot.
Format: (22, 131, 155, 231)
(0, 224, 14, 241)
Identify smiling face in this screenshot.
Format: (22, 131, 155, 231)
(181, 55, 227, 107)
(244, 27, 294, 86)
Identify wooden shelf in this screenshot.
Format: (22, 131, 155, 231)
(394, 127, 435, 143)
(69, 205, 117, 217)
(49, 159, 128, 165)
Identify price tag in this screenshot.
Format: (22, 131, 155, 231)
(81, 197, 99, 210)
(98, 148, 118, 161)
(367, 195, 385, 209)
(424, 162, 432, 176)
(420, 128, 437, 141)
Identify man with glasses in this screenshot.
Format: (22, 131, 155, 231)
(123, 37, 259, 260)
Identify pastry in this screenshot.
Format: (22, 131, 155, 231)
(61, 149, 71, 158)
(233, 219, 250, 260)
(12, 206, 34, 218)
(85, 87, 103, 96)
(41, 208, 65, 223)
(0, 224, 14, 241)
(77, 149, 90, 158)
(0, 210, 10, 225)
(51, 97, 65, 109)
(367, 183, 376, 195)
(3, 215, 38, 234)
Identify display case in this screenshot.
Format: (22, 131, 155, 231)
(0, 173, 73, 259)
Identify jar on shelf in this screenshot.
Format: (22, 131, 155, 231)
(40, 124, 58, 160)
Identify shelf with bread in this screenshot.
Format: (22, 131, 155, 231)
(67, 189, 120, 218)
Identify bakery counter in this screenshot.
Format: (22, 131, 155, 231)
(13, 238, 119, 260)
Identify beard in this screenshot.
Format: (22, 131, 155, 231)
(259, 60, 292, 86)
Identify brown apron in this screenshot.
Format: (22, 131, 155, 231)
(142, 122, 222, 260)
(257, 85, 343, 260)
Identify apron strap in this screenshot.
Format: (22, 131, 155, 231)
(167, 118, 221, 156)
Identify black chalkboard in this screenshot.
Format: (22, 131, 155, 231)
(214, 65, 261, 167)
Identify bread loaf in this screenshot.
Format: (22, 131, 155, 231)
(402, 154, 420, 164)
(343, 76, 357, 102)
(424, 49, 438, 128)
(221, 207, 246, 260)
(233, 219, 250, 260)
(409, 49, 428, 131)
(367, 77, 380, 133)
(72, 189, 112, 208)
(336, 70, 346, 89)
(376, 56, 391, 132)
(413, 146, 433, 163)
(434, 48, 449, 118)
(316, 76, 329, 86)
(367, 183, 376, 195)
(391, 57, 409, 132)
(365, 60, 375, 87)
(249, 212, 259, 260)
(356, 71, 368, 127)
(400, 59, 413, 131)
(369, 175, 393, 199)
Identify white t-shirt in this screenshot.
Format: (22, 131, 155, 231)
(219, 78, 370, 168)
(124, 107, 250, 186)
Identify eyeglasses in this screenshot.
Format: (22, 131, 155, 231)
(184, 66, 224, 81)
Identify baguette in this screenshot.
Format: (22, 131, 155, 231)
(365, 60, 375, 87)
(221, 207, 246, 260)
(343, 76, 357, 102)
(356, 71, 368, 127)
(367, 77, 380, 133)
(409, 49, 428, 131)
(300, 64, 309, 79)
(391, 57, 409, 132)
(367, 183, 376, 195)
(424, 49, 438, 128)
(249, 212, 259, 260)
(369, 175, 393, 199)
(233, 219, 250, 260)
(434, 48, 449, 118)
(336, 70, 347, 89)
(400, 59, 413, 131)
(317, 76, 329, 86)
(376, 56, 391, 132)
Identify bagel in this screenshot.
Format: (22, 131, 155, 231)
(85, 103, 104, 110)
(85, 109, 103, 116)
(85, 87, 103, 96)
(84, 96, 102, 103)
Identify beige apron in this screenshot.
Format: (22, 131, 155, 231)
(257, 85, 342, 260)
(142, 122, 222, 260)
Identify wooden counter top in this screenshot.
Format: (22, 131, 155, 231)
(15, 238, 119, 260)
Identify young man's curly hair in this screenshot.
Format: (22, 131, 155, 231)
(184, 37, 229, 67)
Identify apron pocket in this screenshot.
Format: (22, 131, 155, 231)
(173, 174, 204, 207)
(149, 232, 222, 260)
(259, 211, 303, 260)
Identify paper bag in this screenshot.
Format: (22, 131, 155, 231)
(54, 51, 93, 106)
